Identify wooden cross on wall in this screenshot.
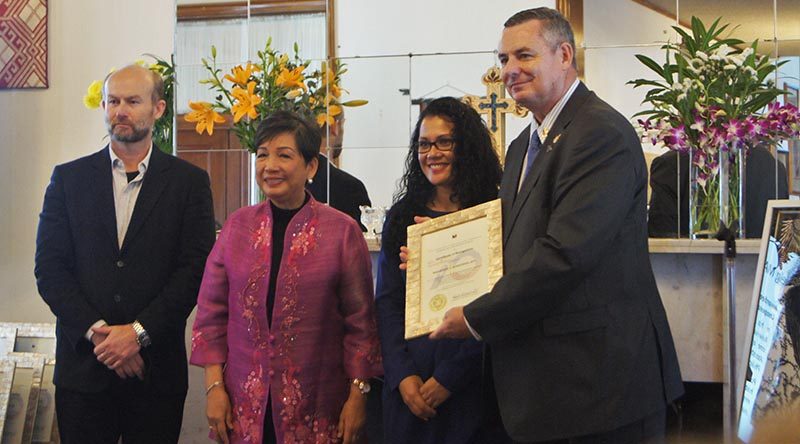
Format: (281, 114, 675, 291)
(462, 66, 528, 165)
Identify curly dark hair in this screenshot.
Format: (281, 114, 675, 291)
(383, 97, 502, 255)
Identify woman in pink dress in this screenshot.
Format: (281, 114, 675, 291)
(191, 111, 382, 444)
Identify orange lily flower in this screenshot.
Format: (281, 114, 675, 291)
(231, 81, 262, 122)
(185, 101, 226, 135)
(322, 67, 342, 98)
(276, 66, 307, 91)
(224, 62, 261, 86)
(316, 104, 342, 127)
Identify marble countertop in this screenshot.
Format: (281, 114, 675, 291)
(366, 235, 764, 255)
(648, 238, 762, 255)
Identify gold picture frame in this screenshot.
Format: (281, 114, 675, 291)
(405, 198, 503, 339)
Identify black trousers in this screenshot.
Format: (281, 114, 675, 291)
(55, 378, 185, 444)
(518, 409, 666, 444)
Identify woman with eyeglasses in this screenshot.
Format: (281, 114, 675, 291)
(375, 97, 504, 443)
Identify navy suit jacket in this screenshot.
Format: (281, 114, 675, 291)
(35, 146, 215, 394)
(464, 83, 684, 441)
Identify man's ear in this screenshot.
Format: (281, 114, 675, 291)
(559, 41, 574, 69)
(153, 99, 167, 120)
(330, 120, 342, 138)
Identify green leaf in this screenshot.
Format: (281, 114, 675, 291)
(341, 99, 368, 107)
(634, 54, 665, 79)
(672, 27, 696, 53)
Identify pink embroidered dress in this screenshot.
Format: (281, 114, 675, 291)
(191, 196, 382, 443)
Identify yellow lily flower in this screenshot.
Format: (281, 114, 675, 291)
(322, 67, 342, 98)
(276, 66, 307, 91)
(278, 54, 289, 67)
(316, 104, 342, 127)
(185, 101, 226, 135)
(224, 62, 261, 86)
(231, 81, 262, 123)
(83, 80, 103, 109)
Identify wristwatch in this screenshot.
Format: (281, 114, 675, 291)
(132, 320, 152, 348)
(352, 378, 371, 395)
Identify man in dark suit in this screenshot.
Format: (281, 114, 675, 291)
(306, 111, 372, 231)
(648, 146, 788, 238)
(35, 65, 215, 443)
(431, 8, 684, 443)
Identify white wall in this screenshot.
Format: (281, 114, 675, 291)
(335, 0, 552, 208)
(0, 0, 175, 320)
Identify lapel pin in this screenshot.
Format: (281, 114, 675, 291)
(546, 134, 561, 152)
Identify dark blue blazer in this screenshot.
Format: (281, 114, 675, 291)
(464, 83, 684, 442)
(35, 146, 215, 394)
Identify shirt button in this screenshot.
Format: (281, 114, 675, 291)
(113, 294, 122, 302)
(116, 260, 125, 268)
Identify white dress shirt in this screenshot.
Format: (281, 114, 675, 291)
(85, 144, 153, 341)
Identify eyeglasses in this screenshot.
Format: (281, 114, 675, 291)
(417, 137, 456, 153)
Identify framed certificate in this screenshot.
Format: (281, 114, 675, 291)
(405, 199, 503, 339)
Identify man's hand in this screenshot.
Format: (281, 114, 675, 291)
(91, 329, 144, 379)
(419, 377, 451, 409)
(337, 385, 367, 444)
(92, 324, 141, 369)
(398, 216, 432, 271)
(115, 353, 145, 380)
(429, 306, 471, 339)
(398, 375, 436, 420)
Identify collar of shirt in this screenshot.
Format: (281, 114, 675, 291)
(529, 78, 580, 145)
(109, 143, 153, 178)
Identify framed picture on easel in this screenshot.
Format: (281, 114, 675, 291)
(738, 200, 800, 441)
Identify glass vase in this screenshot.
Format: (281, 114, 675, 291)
(688, 146, 744, 239)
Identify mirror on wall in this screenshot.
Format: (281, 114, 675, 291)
(583, 0, 798, 239)
(171, 0, 799, 238)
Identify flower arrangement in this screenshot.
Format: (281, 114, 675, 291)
(185, 38, 367, 153)
(630, 17, 800, 236)
(83, 55, 176, 154)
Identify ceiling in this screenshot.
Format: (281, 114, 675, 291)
(636, 0, 800, 56)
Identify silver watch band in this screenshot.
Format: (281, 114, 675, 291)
(132, 320, 151, 348)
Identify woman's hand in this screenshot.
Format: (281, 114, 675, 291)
(398, 216, 432, 271)
(398, 375, 436, 420)
(207, 385, 233, 444)
(338, 385, 367, 444)
(419, 377, 451, 409)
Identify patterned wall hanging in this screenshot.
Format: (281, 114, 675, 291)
(0, 0, 47, 89)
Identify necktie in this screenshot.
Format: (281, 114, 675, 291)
(523, 131, 542, 180)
